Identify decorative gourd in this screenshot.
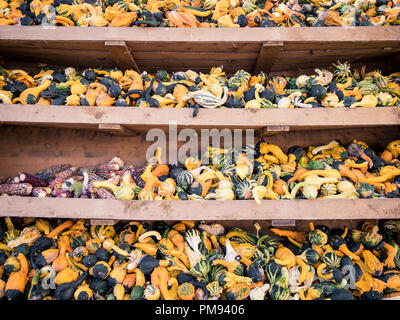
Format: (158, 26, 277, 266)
(90, 261, 111, 280)
(35, 248, 59, 269)
(274, 247, 296, 268)
(95, 248, 111, 262)
(86, 238, 102, 254)
(177, 282, 196, 300)
(158, 178, 176, 196)
(144, 284, 161, 300)
(131, 268, 145, 300)
(299, 248, 320, 265)
(55, 271, 88, 301)
(362, 225, 383, 249)
(322, 251, 341, 269)
(4, 256, 21, 274)
(82, 254, 97, 268)
(5, 253, 29, 300)
(330, 235, 360, 261)
(231, 176, 253, 200)
(113, 283, 125, 300)
(74, 281, 93, 300)
(357, 183, 375, 199)
(108, 265, 127, 286)
(176, 170, 194, 191)
(362, 250, 383, 276)
(55, 267, 79, 285)
(89, 278, 108, 296)
(269, 284, 290, 300)
(308, 229, 328, 246)
(320, 183, 337, 196)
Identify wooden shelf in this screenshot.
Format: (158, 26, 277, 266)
(0, 26, 399, 75)
(0, 197, 398, 221)
(1, 26, 399, 224)
(1, 105, 399, 135)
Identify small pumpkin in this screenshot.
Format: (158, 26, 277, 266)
(86, 238, 102, 255)
(82, 254, 97, 268)
(74, 281, 93, 300)
(177, 282, 196, 300)
(90, 261, 111, 280)
(176, 170, 194, 191)
(144, 284, 161, 300)
(322, 251, 341, 269)
(308, 229, 328, 246)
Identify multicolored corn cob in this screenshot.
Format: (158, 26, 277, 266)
(14, 172, 48, 187)
(32, 187, 52, 198)
(95, 158, 124, 179)
(96, 188, 116, 199)
(0, 183, 33, 196)
(130, 167, 146, 189)
(48, 167, 76, 189)
(35, 164, 71, 181)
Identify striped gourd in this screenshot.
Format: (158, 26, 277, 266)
(194, 86, 228, 108)
(228, 70, 251, 89)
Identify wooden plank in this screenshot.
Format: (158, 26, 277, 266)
(105, 40, 140, 73)
(132, 52, 259, 60)
(1, 28, 398, 74)
(0, 197, 398, 220)
(1, 26, 399, 43)
(1, 105, 398, 130)
(98, 123, 139, 136)
(253, 41, 283, 74)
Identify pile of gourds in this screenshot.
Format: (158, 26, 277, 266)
(1, 0, 399, 27)
(0, 62, 399, 112)
(1, 139, 399, 201)
(1, 217, 400, 300)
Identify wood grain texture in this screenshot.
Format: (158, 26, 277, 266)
(1, 105, 399, 130)
(253, 41, 283, 74)
(0, 27, 399, 75)
(0, 197, 398, 221)
(1, 26, 399, 42)
(105, 40, 140, 72)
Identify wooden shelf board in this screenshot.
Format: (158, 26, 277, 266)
(0, 197, 398, 221)
(1, 105, 399, 133)
(1, 26, 399, 42)
(0, 26, 399, 74)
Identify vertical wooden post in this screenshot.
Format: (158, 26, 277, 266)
(98, 123, 139, 136)
(105, 40, 140, 73)
(253, 41, 284, 74)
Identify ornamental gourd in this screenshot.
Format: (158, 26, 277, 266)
(5, 253, 29, 300)
(362, 250, 383, 276)
(175, 170, 194, 191)
(308, 229, 328, 246)
(322, 251, 341, 269)
(90, 261, 111, 280)
(144, 284, 161, 300)
(55, 267, 79, 285)
(177, 283, 196, 300)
